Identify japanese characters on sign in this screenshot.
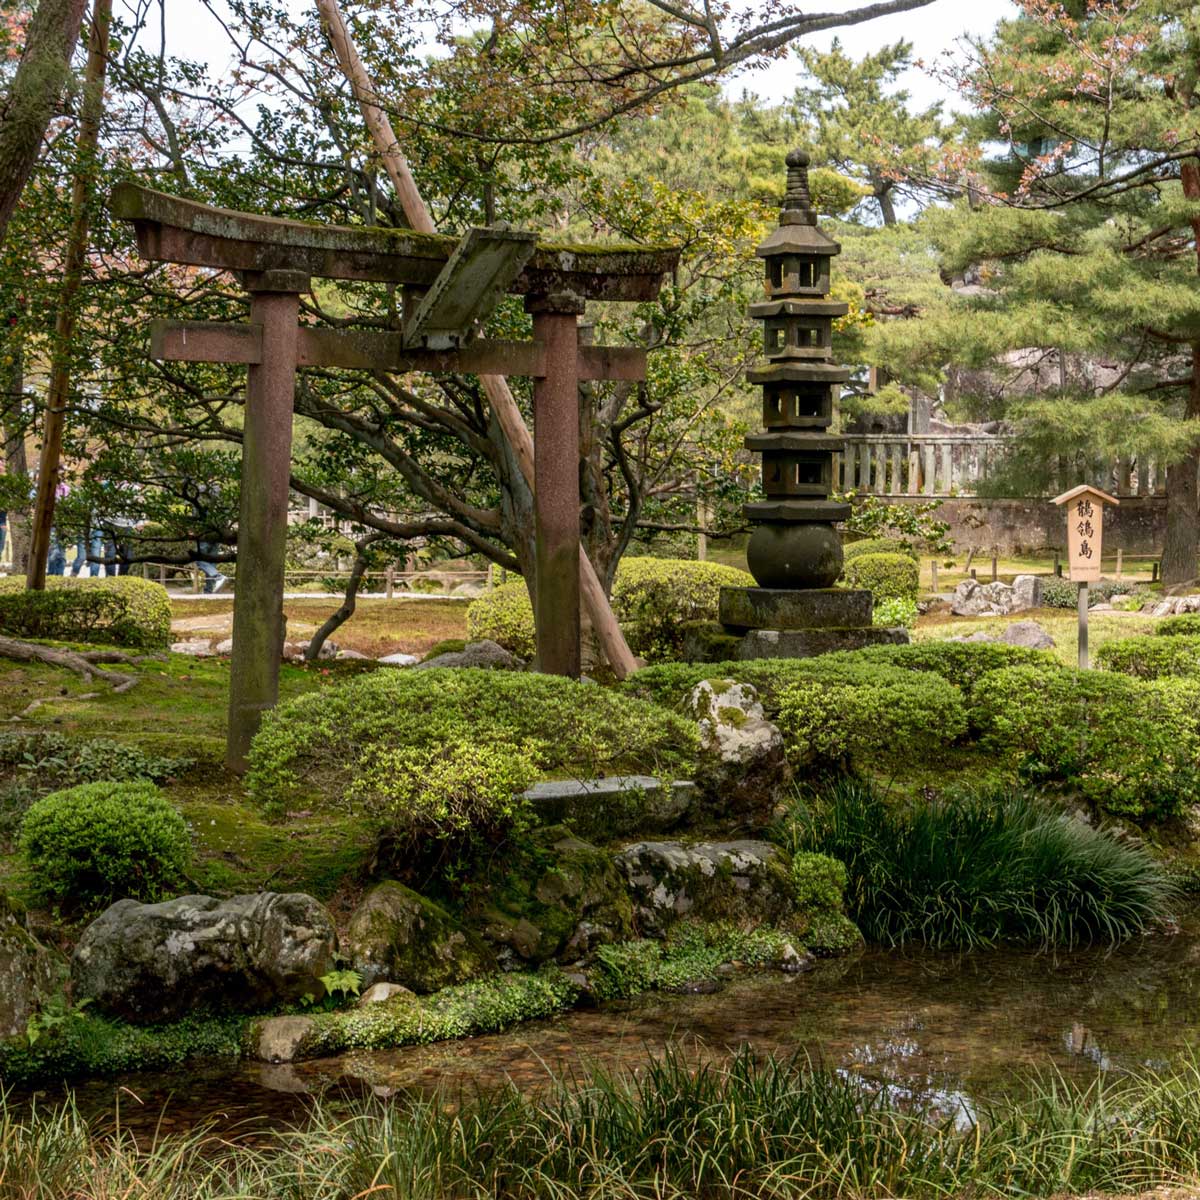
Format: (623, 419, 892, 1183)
(1051, 485, 1118, 584)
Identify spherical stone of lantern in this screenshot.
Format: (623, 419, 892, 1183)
(747, 521, 843, 590)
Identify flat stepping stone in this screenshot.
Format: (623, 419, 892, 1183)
(523, 776, 696, 838)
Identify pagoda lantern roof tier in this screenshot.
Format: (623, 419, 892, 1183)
(756, 223, 841, 258)
(744, 499, 852, 522)
(748, 361, 851, 386)
(746, 432, 842, 453)
(749, 299, 849, 320)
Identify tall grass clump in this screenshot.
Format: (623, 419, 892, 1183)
(11, 1052, 1200, 1198)
(777, 779, 1174, 949)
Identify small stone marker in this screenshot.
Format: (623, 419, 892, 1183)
(1052, 484, 1119, 669)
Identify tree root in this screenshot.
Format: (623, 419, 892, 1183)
(0, 635, 142, 695)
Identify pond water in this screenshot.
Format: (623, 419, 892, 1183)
(20, 918, 1200, 1141)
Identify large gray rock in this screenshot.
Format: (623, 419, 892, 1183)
(0, 893, 64, 1040)
(522, 776, 695, 839)
(345, 881, 495, 992)
(952, 576, 1044, 617)
(1001, 619, 1056, 650)
(1012, 575, 1043, 610)
(414, 639, 524, 671)
(72, 892, 337, 1023)
(613, 840, 797, 938)
(689, 680, 788, 831)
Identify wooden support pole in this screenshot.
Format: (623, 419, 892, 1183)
(529, 298, 583, 677)
(1116, 548, 1123, 579)
(991, 553, 998, 582)
(226, 272, 304, 774)
(1078, 582, 1089, 670)
(930, 559, 938, 592)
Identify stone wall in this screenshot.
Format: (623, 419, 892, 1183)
(878, 496, 1166, 557)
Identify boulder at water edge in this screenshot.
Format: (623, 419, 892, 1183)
(0, 892, 65, 1040)
(72, 892, 337, 1023)
(345, 881, 495, 991)
(613, 840, 797, 938)
(470, 826, 635, 966)
(689, 679, 789, 830)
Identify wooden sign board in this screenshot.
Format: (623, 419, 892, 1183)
(1052, 485, 1119, 583)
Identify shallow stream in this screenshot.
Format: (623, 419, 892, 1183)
(19, 919, 1200, 1140)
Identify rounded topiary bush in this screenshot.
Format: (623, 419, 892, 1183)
(1158, 614, 1200, 637)
(842, 552, 919, 604)
(0, 575, 171, 648)
(466, 581, 535, 659)
(611, 558, 754, 661)
(1096, 634, 1200, 679)
(19, 781, 189, 906)
(247, 668, 699, 828)
(843, 537, 918, 563)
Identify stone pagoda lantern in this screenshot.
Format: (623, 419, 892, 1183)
(709, 149, 908, 660)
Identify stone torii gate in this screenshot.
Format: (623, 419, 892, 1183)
(111, 184, 678, 772)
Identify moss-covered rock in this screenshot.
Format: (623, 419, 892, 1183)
(345, 881, 495, 992)
(0, 891, 66, 1040)
(469, 826, 635, 965)
(613, 840, 799, 938)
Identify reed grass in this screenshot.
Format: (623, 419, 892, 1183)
(777, 779, 1175, 949)
(7, 1050, 1200, 1198)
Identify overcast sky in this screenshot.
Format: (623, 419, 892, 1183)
(143, 0, 1018, 114)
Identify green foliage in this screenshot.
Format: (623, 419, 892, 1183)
(22, 1051, 1200, 1198)
(775, 668, 967, 770)
(970, 666, 1200, 820)
(872, 595, 918, 628)
(346, 740, 541, 850)
(0, 731, 190, 846)
(247, 668, 697, 819)
(465, 582, 535, 658)
(838, 494, 953, 554)
(611, 558, 754, 661)
(1158, 614, 1200, 637)
(19, 782, 190, 908)
(1096, 634, 1200, 679)
(591, 923, 795, 1000)
(842, 552, 919, 603)
(1043, 577, 1141, 610)
(843, 537, 918, 562)
(790, 852, 848, 913)
(469, 560, 755, 662)
(781, 779, 1174, 949)
(0, 577, 171, 648)
(626, 641, 1059, 710)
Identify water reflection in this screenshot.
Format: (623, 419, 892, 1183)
(19, 915, 1200, 1141)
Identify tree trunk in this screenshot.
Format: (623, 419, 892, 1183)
(872, 176, 897, 226)
(304, 541, 375, 661)
(1161, 158, 1200, 587)
(27, 0, 110, 590)
(2, 343, 30, 572)
(0, 0, 88, 245)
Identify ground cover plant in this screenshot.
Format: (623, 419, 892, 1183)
(779, 779, 1175, 949)
(10, 1052, 1200, 1198)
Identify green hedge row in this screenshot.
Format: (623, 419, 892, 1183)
(0, 576, 171, 648)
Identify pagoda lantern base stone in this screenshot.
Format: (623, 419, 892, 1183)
(737, 626, 910, 660)
(719, 587, 872, 632)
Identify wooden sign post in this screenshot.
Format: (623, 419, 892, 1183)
(1052, 484, 1119, 669)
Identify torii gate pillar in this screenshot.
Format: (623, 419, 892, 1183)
(528, 292, 585, 678)
(226, 270, 306, 773)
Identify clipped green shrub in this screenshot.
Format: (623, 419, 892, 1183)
(248, 668, 697, 824)
(625, 641, 1055, 710)
(0, 576, 171, 648)
(1096, 634, 1200, 679)
(790, 851, 847, 912)
(1042, 577, 1138, 609)
(1158, 613, 1200, 637)
(611, 558, 754, 661)
(19, 782, 189, 906)
(782, 779, 1174, 948)
(843, 537, 918, 563)
(970, 665, 1200, 820)
(842, 552, 919, 604)
(466, 581, 535, 658)
(775, 669, 967, 770)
